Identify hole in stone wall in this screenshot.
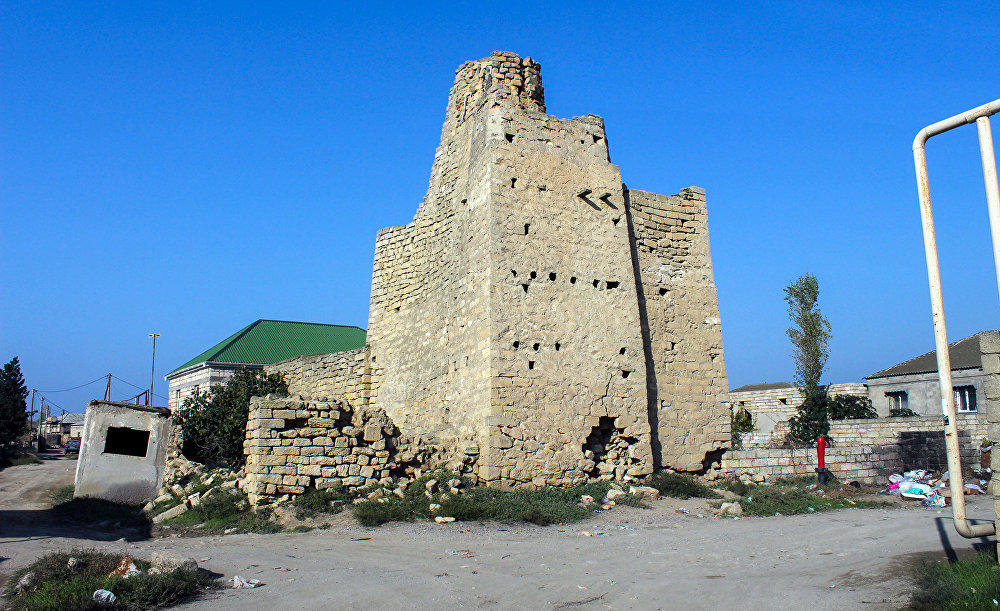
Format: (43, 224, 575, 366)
(372, 355, 376, 362)
(461, 199, 467, 204)
(570, 276, 577, 284)
(612, 217, 621, 226)
(619, 347, 627, 355)
(278, 418, 309, 432)
(548, 272, 556, 281)
(513, 341, 520, 349)
(505, 133, 514, 142)
(103, 427, 150, 457)
(524, 223, 530, 235)
(511, 269, 517, 277)
(532, 342, 540, 351)
(592, 134, 603, 143)
(530, 271, 537, 279)
(510, 177, 517, 188)
(528, 360, 535, 370)
(555, 342, 561, 351)
(592, 279, 600, 288)
(621, 370, 632, 379)
(667, 341, 676, 350)
(582, 416, 638, 478)
(580, 138, 585, 144)
(658, 287, 667, 296)
(605, 281, 619, 290)
(521, 284, 529, 293)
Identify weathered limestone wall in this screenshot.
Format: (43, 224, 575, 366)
(363, 51, 731, 487)
(722, 413, 987, 483)
(242, 396, 398, 505)
(978, 331, 1000, 518)
(628, 188, 731, 470)
(265, 348, 369, 407)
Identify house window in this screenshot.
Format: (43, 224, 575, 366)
(886, 391, 908, 412)
(955, 385, 977, 412)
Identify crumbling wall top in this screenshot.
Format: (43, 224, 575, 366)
(449, 51, 545, 119)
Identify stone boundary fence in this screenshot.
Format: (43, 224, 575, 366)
(722, 414, 987, 483)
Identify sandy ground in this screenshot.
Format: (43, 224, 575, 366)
(1, 458, 996, 610)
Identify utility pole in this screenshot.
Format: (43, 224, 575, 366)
(27, 389, 36, 450)
(148, 333, 160, 406)
(104, 373, 112, 401)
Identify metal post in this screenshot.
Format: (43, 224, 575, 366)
(148, 333, 160, 406)
(977, 117, 1000, 298)
(913, 99, 1000, 540)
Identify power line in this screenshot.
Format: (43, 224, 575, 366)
(35, 375, 108, 393)
(111, 374, 167, 400)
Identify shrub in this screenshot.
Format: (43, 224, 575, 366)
(3, 550, 217, 610)
(787, 391, 830, 444)
(174, 368, 287, 469)
(889, 407, 919, 417)
(644, 472, 720, 499)
(292, 486, 352, 519)
(730, 406, 754, 449)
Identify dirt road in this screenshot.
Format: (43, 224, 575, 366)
(0, 452, 75, 510)
(1, 465, 995, 610)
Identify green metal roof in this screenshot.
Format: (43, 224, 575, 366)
(169, 319, 366, 374)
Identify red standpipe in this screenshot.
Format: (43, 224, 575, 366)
(815, 436, 830, 485)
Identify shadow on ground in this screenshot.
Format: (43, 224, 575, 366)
(0, 498, 152, 542)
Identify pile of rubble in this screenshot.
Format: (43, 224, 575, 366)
(147, 452, 242, 524)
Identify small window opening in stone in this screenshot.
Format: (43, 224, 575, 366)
(779, 398, 788, 405)
(461, 199, 467, 204)
(513, 341, 520, 349)
(532, 342, 540, 351)
(668, 341, 676, 350)
(658, 287, 668, 296)
(278, 418, 309, 431)
(580, 138, 585, 144)
(528, 360, 535, 370)
(511, 269, 517, 277)
(621, 370, 632, 379)
(530, 271, 537, 279)
(592, 134, 603, 143)
(570, 276, 577, 284)
(612, 216, 621, 226)
(521, 283, 529, 293)
(510, 177, 517, 188)
(555, 342, 561, 351)
(548, 272, 556, 281)
(372, 355, 376, 362)
(103, 427, 150, 457)
(394, 306, 401, 312)
(505, 133, 514, 143)
(606, 281, 620, 290)
(524, 223, 530, 235)
(619, 347, 627, 355)
(592, 279, 600, 288)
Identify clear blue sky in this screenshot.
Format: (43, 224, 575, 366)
(3, 1, 999, 413)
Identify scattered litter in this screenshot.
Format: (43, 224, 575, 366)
(93, 589, 116, 604)
(675, 508, 690, 515)
(231, 575, 263, 589)
(435, 516, 456, 523)
(108, 557, 142, 579)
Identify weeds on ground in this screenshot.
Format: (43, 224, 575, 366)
(353, 471, 613, 527)
(644, 472, 720, 499)
(910, 550, 1000, 609)
(163, 490, 281, 534)
(50, 484, 74, 505)
(737, 478, 887, 516)
(715, 477, 752, 496)
(291, 485, 352, 519)
(3, 550, 217, 610)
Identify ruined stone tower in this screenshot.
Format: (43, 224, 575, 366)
(365, 52, 731, 486)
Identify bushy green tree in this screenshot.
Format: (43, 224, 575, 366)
(730, 405, 755, 449)
(828, 395, 877, 420)
(0, 356, 30, 450)
(784, 274, 833, 444)
(174, 368, 287, 469)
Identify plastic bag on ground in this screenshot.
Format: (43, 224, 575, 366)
(231, 575, 263, 589)
(93, 590, 116, 604)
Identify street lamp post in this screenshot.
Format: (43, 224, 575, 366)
(148, 333, 160, 406)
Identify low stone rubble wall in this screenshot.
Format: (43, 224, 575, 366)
(722, 414, 987, 483)
(241, 395, 398, 505)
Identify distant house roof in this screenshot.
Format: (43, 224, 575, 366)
(168, 319, 366, 376)
(61, 413, 87, 425)
(865, 331, 995, 380)
(730, 382, 794, 393)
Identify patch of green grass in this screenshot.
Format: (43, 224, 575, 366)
(614, 494, 649, 508)
(352, 472, 612, 527)
(3, 550, 217, 610)
(738, 483, 885, 516)
(50, 484, 75, 505)
(164, 490, 281, 534)
(291, 485, 351, 519)
(715, 477, 753, 496)
(911, 550, 1000, 609)
(644, 472, 720, 499)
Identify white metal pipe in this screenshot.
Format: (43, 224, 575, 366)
(913, 99, 1000, 539)
(978, 117, 1000, 300)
